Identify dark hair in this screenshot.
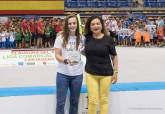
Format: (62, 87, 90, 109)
(62, 14, 81, 50)
(84, 15, 107, 37)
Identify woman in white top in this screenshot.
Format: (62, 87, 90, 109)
(1, 29, 6, 48)
(54, 14, 84, 114)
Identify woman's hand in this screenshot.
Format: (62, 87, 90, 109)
(111, 72, 118, 84)
(68, 60, 78, 65)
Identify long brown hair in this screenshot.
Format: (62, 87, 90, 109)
(62, 14, 81, 50)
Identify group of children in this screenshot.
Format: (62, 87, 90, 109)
(0, 17, 62, 49)
(102, 14, 165, 47)
(0, 15, 165, 49)
(0, 28, 30, 49)
(0, 28, 16, 48)
(116, 25, 164, 47)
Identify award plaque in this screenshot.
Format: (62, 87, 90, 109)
(67, 51, 80, 64)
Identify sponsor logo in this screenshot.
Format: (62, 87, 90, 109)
(43, 62, 47, 65)
(18, 62, 24, 66)
(26, 62, 35, 65)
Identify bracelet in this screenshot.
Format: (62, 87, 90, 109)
(64, 59, 69, 64)
(114, 70, 118, 73)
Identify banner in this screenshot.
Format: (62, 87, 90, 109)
(0, 49, 56, 67)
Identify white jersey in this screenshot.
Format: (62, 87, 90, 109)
(9, 32, 15, 42)
(1, 32, 6, 42)
(54, 34, 84, 76)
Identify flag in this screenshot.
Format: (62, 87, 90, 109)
(77, 14, 83, 34)
(0, 0, 64, 14)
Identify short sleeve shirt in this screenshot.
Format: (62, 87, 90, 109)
(85, 35, 117, 76)
(54, 34, 85, 76)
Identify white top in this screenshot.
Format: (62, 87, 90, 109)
(1, 32, 6, 42)
(0, 33, 2, 42)
(109, 19, 118, 32)
(54, 34, 84, 76)
(9, 32, 15, 42)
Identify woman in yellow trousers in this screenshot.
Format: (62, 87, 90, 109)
(84, 16, 118, 114)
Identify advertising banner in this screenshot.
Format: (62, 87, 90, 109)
(0, 49, 56, 67)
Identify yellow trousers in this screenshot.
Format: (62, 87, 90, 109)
(86, 73, 112, 114)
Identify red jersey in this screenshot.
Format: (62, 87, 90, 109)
(37, 21, 44, 34)
(21, 19, 28, 33)
(29, 21, 36, 33)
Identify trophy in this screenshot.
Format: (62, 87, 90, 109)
(67, 51, 80, 65)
